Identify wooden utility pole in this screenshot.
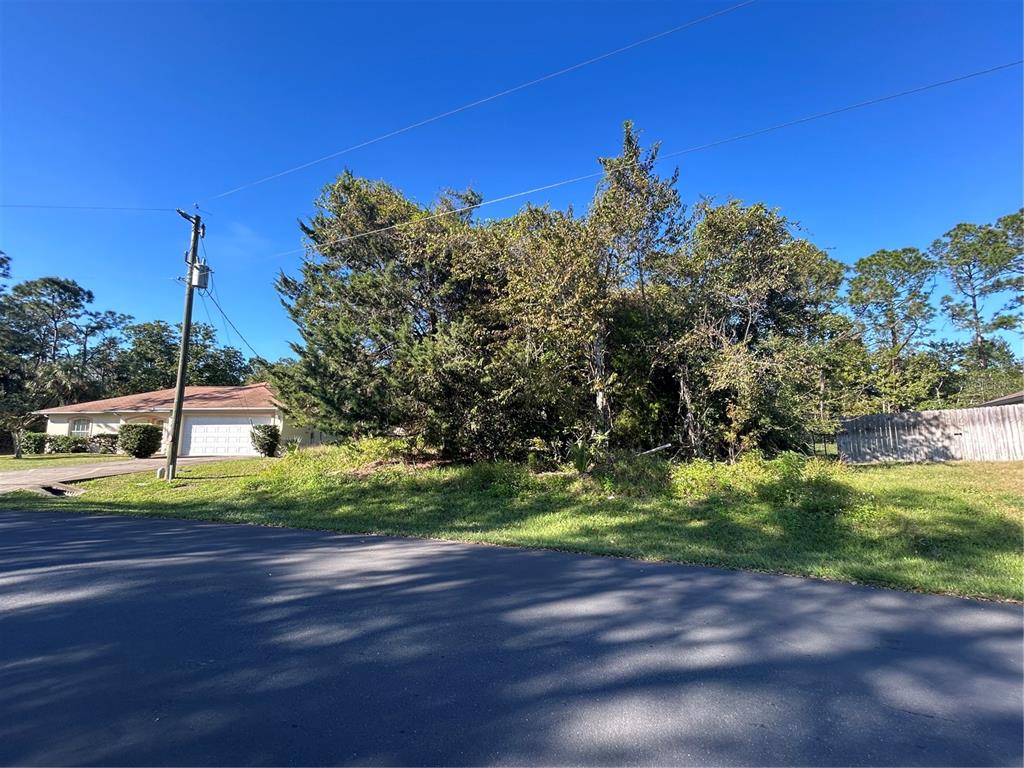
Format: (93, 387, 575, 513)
(165, 209, 205, 480)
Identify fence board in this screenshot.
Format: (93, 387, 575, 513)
(837, 404, 1024, 463)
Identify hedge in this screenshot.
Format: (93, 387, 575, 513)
(117, 424, 162, 458)
(47, 435, 90, 454)
(90, 434, 120, 454)
(21, 432, 47, 455)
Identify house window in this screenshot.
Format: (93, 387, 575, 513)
(70, 419, 91, 438)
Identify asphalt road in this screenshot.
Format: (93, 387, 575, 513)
(1, 511, 1020, 766)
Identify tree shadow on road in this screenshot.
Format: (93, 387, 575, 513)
(0, 509, 1020, 766)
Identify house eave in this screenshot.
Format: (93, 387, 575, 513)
(35, 406, 280, 416)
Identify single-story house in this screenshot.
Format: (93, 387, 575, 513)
(975, 390, 1024, 408)
(35, 383, 327, 457)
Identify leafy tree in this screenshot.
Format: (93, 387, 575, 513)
(847, 248, 938, 412)
(112, 321, 248, 394)
(279, 125, 693, 460)
(652, 199, 844, 458)
(11, 277, 95, 363)
(277, 172, 488, 446)
(0, 274, 134, 410)
(930, 210, 1022, 367)
(921, 339, 1021, 409)
(113, 321, 179, 393)
(498, 206, 605, 453)
(998, 209, 1023, 295)
(280, 130, 843, 461)
(187, 324, 249, 386)
(275, 126, 1019, 461)
(0, 266, 65, 454)
(586, 121, 685, 436)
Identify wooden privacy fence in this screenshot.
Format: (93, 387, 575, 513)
(838, 404, 1024, 464)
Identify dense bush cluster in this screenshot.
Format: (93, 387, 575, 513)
(47, 435, 90, 454)
(273, 124, 1021, 463)
(18, 430, 119, 455)
(21, 431, 46, 454)
(250, 424, 281, 457)
(90, 433, 119, 454)
(117, 424, 162, 458)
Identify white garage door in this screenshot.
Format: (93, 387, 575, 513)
(181, 415, 273, 456)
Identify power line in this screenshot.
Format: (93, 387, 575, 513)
(1, 203, 174, 212)
(657, 59, 1023, 160)
(267, 59, 1022, 260)
(199, 280, 260, 424)
(204, 0, 757, 202)
(197, 240, 243, 353)
(203, 277, 266, 361)
(196, 288, 219, 332)
(204, 274, 236, 351)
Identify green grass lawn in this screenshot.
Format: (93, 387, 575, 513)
(1, 444, 1020, 600)
(0, 453, 129, 471)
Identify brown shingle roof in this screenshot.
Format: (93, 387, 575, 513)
(975, 390, 1024, 408)
(36, 384, 279, 415)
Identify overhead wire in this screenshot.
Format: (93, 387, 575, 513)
(199, 247, 263, 425)
(204, 275, 266, 362)
(199, 239, 270, 416)
(264, 59, 1022, 260)
(203, 0, 758, 202)
(1, 204, 175, 212)
(204, 287, 255, 426)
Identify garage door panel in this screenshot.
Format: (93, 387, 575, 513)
(181, 415, 273, 456)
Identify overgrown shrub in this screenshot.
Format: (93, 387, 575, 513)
(21, 432, 46, 455)
(526, 437, 557, 473)
(326, 437, 409, 467)
(251, 424, 281, 457)
(90, 433, 119, 454)
(670, 451, 850, 515)
(592, 451, 673, 497)
(243, 438, 413, 495)
(753, 453, 850, 516)
(47, 435, 90, 454)
(117, 424, 162, 458)
(569, 442, 591, 475)
(457, 461, 529, 496)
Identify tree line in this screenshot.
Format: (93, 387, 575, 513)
(0, 259, 253, 447)
(2, 123, 1018, 462)
(273, 122, 1022, 462)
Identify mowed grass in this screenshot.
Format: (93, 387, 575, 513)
(1, 443, 1020, 600)
(0, 453, 128, 471)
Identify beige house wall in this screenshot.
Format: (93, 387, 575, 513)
(280, 420, 331, 449)
(44, 408, 328, 453)
(45, 415, 121, 436)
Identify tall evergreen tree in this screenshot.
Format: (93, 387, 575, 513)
(930, 209, 1022, 367)
(847, 248, 938, 412)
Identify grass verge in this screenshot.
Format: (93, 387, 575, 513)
(1, 443, 1020, 601)
(0, 453, 127, 471)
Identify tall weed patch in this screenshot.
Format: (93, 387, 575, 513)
(243, 438, 411, 493)
(672, 452, 852, 514)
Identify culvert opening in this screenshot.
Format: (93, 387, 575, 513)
(37, 484, 84, 498)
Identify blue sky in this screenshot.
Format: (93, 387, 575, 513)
(2, 0, 1021, 361)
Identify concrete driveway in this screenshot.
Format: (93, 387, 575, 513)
(0, 457, 222, 494)
(0, 511, 1020, 766)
